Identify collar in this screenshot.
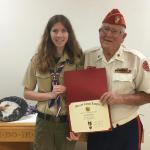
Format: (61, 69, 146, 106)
(97, 45, 125, 63)
(96, 50, 103, 61)
(110, 46, 124, 62)
(57, 52, 71, 64)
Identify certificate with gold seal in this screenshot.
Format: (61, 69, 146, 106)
(69, 100, 111, 133)
(64, 68, 112, 133)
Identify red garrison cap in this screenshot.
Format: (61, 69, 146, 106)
(102, 9, 126, 28)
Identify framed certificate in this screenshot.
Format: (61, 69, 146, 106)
(69, 100, 111, 133)
(64, 68, 112, 133)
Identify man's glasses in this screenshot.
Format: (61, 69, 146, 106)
(99, 26, 124, 37)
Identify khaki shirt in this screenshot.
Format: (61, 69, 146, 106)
(85, 45, 150, 127)
(23, 52, 84, 115)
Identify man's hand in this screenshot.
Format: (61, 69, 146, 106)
(100, 91, 124, 105)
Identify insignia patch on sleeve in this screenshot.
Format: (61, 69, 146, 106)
(142, 61, 150, 71)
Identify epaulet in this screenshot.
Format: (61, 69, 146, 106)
(85, 46, 100, 54)
(123, 47, 146, 60)
(84, 47, 101, 68)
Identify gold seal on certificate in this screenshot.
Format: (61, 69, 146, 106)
(69, 100, 111, 133)
(64, 68, 112, 133)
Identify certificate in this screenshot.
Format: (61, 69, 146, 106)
(64, 68, 112, 133)
(69, 100, 111, 133)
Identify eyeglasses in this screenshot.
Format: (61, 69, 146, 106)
(99, 26, 124, 37)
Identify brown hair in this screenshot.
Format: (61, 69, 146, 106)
(35, 14, 83, 73)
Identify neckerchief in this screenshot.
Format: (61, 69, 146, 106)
(49, 59, 72, 116)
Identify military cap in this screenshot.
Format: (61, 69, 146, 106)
(102, 9, 126, 28)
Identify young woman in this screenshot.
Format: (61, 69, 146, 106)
(23, 14, 84, 150)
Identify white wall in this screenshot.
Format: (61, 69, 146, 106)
(0, 0, 150, 149)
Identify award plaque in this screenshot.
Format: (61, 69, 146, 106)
(64, 68, 112, 133)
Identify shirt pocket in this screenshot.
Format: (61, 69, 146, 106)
(112, 73, 134, 93)
(36, 72, 51, 92)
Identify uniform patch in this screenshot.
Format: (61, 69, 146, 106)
(142, 61, 150, 71)
(115, 68, 131, 73)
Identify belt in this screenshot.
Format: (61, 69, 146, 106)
(113, 116, 138, 129)
(112, 113, 138, 128)
(37, 111, 67, 122)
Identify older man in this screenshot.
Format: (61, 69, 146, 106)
(84, 9, 150, 150)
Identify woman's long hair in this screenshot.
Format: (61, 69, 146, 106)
(35, 14, 83, 73)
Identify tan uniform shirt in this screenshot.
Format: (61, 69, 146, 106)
(23, 52, 83, 115)
(85, 45, 150, 127)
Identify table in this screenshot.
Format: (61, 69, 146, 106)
(0, 114, 36, 150)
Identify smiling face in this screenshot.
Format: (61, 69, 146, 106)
(99, 23, 126, 55)
(50, 22, 69, 56)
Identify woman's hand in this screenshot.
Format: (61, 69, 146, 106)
(66, 132, 80, 141)
(52, 85, 66, 95)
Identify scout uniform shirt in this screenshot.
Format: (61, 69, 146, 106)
(84, 45, 150, 127)
(23, 52, 83, 116)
